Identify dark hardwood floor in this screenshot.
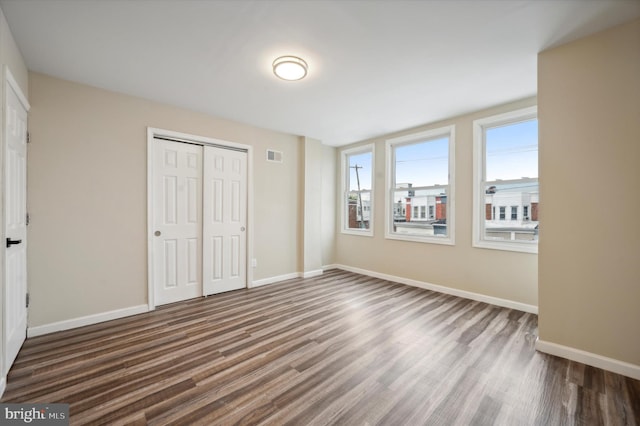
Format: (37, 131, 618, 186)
(3, 269, 639, 425)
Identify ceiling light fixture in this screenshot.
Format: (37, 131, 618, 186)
(272, 56, 308, 81)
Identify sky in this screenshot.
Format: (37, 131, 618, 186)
(395, 137, 449, 187)
(348, 118, 538, 191)
(486, 119, 538, 182)
(348, 151, 373, 191)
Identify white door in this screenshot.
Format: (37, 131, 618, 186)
(152, 139, 203, 305)
(203, 146, 247, 295)
(4, 74, 29, 374)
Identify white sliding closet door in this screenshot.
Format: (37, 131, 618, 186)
(150, 137, 247, 306)
(203, 146, 247, 295)
(152, 139, 203, 305)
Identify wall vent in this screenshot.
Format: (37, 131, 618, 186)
(266, 149, 283, 163)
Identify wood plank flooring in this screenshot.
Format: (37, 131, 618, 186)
(3, 269, 639, 425)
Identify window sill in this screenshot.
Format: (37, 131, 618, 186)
(385, 233, 454, 246)
(473, 240, 538, 254)
(342, 229, 374, 237)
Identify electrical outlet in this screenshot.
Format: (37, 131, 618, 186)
(252, 258, 257, 268)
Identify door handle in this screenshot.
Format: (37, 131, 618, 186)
(6, 238, 22, 248)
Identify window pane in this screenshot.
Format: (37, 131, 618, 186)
(477, 113, 539, 250)
(392, 187, 448, 237)
(347, 190, 371, 230)
(349, 152, 372, 191)
(483, 182, 539, 241)
(486, 119, 538, 182)
(388, 128, 453, 243)
(395, 137, 448, 187)
(345, 149, 373, 232)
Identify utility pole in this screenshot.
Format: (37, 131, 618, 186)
(350, 164, 365, 228)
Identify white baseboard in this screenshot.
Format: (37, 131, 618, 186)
(252, 269, 329, 287)
(322, 264, 339, 271)
(251, 272, 300, 288)
(333, 264, 538, 314)
(536, 339, 640, 380)
(27, 304, 149, 338)
(0, 376, 5, 399)
(302, 269, 323, 279)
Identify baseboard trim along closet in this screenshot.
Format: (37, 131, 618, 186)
(332, 264, 539, 314)
(0, 377, 6, 399)
(251, 273, 301, 288)
(252, 269, 324, 287)
(27, 304, 150, 338)
(29, 271, 324, 337)
(536, 339, 640, 380)
(302, 269, 323, 279)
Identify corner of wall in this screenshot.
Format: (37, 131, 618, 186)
(537, 18, 640, 368)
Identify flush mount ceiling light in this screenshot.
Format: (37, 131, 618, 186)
(272, 56, 308, 81)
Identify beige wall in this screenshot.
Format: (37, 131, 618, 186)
(27, 72, 305, 327)
(0, 8, 28, 97)
(335, 97, 538, 307)
(538, 19, 640, 365)
(302, 137, 323, 273)
(321, 144, 336, 267)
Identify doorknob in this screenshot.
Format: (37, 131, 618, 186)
(240, 227, 246, 232)
(154, 231, 161, 237)
(6, 238, 22, 248)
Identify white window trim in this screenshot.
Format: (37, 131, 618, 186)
(385, 125, 455, 245)
(341, 143, 375, 237)
(472, 106, 538, 254)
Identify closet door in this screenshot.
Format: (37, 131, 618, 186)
(202, 146, 247, 295)
(4, 73, 29, 375)
(151, 139, 203, 305)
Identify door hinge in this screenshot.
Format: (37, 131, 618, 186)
(26, 293, 30, 308)
(26, 212, 30, 226)
(26, 132, 31, 144)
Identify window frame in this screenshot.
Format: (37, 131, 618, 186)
(341, 143, 375, 237)
(385, 125, 455, 245)
(472, 106, 538, 254)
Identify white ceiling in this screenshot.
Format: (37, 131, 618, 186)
(1, 0, 639, 146)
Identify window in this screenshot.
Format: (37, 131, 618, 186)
(473, 106, 538, 253)
(386, 126, 455, 244)
(342, 144, 374, 235)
